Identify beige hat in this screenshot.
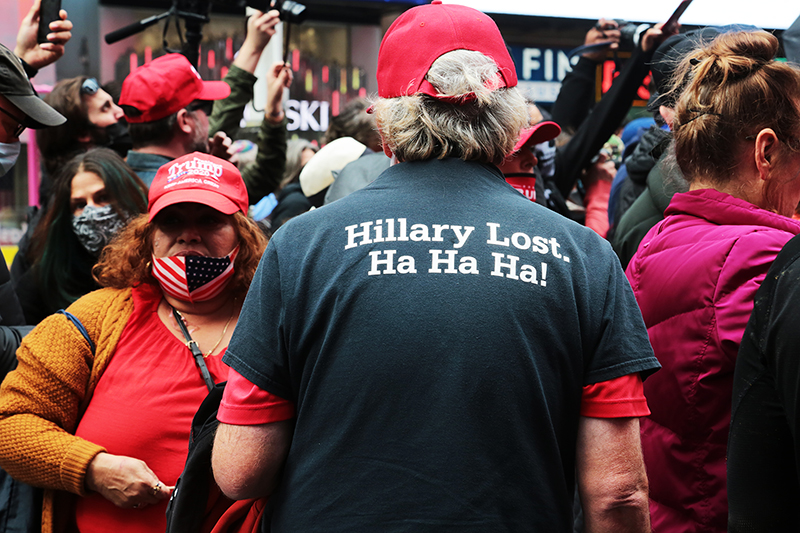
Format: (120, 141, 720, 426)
(299, 137, 367, 197)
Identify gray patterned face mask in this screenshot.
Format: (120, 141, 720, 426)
(71, 204, 127, 255)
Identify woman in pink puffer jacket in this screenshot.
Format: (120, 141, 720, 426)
(626, 30, 800, 533)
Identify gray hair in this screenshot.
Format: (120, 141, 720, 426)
(281, 138, 319, 187)
(373, 49, 528, 165)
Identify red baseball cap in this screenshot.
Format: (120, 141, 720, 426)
(120, 54, 231, 123)
(148, 152, 248, 222)
(377, 0, 517, 99)
(512, 121, 561, 153)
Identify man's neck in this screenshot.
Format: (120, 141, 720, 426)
(132, 141, 188, 160)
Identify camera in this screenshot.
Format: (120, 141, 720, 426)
(596, 20, 650, 52)
(613, 20, 651, 51)
(245, 0, 307, 23)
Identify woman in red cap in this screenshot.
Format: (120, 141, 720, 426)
(0, 152, 266, 533)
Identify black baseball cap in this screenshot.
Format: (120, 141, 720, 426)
(0, 43, 65, 128)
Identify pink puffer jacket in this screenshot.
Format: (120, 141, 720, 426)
(626, 188, 800, 533)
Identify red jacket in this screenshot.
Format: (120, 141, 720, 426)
(626, 188, 800, 532)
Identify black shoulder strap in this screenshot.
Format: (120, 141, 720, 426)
(171, 307, 216, 392)
(165, 381, 226, 533)
(56, 310, 96, 356)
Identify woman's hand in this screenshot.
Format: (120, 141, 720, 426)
(85, 452, 174, 509)
(232, 9, 281, 73)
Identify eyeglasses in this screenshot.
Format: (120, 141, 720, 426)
(187, 100, 214, 116)
(0, 106, 26, 138)
(80, 78, 100, 96)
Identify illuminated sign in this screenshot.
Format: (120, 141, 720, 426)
(596, 54, 651, 106)
(508, 46, 578, 103)
(509, 46, 650, 106)
(286, 100, 331, 132)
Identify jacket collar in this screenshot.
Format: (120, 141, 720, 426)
(666, 188, 800, 234)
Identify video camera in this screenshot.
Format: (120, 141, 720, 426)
(105, 0, 307, 67)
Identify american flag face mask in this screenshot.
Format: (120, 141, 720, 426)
(151, 245, 239, 303)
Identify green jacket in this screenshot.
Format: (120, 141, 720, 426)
(612, 153, 688, 270)
(209, 65, 287, 204)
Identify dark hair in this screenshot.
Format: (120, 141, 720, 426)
(324, 98, 381, 150)
(127, 112, 179, 149)
(93, 211, 267, 300)
(28, 148, 149, 312)
(37, 77, 96, 178)
(672, 31, 800, 184)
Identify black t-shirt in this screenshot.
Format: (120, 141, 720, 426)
(225, 157, 658, 532)
(729, 232, 800, 532)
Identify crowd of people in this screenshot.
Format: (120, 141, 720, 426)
(2, 0, 800, 531)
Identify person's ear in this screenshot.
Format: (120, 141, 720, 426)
(380, 133, 394, 159)
(755, 128, 779, 181)
(175, 108, 194, 135)
(659, 105, 675, 130)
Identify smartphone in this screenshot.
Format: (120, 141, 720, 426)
(37, 0, 62, 44)
(663, 0, 693, 34)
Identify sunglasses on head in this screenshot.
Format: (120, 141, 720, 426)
(80, 78, 100, 96)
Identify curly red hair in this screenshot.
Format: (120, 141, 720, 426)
(93, 212, 266, 300)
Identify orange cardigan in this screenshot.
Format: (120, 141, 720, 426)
(0, 287, 134, 533)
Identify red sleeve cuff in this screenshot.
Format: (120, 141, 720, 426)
(584, 178, 611, 239)
(580, 373, 651, 418)
(218, 368, 296, 425)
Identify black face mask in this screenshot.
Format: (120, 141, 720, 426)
(92, 120, 132, 158)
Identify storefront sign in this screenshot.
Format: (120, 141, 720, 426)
(286, 99, 331, 132)
(509, 46, 578, 104)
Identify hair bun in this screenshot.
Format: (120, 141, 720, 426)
(697, 31, 777, 81)
(671, 30, 800, 189)
(722, 30, 777, 62)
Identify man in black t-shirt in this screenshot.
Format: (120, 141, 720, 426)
(212, 3, 659, 532)
(729, 232, 800, 532)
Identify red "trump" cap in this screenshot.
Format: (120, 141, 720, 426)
(148, 152, 248, 221)
(376, 0, 518, 100)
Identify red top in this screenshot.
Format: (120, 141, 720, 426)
(218, 368, 648, 425)
(580, 373, 650, 418)
(217, 371, 296, 425)
(74, 283, 230, 533)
